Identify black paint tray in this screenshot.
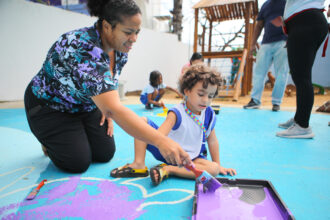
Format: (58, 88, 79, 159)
(192, 178, 295, 220)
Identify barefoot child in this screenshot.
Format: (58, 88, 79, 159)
(111, 65, 236, 185)
(140, 70, 182, 109)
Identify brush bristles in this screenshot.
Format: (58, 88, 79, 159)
(197, 171, 222, 193)
(204, 178, 222, 192)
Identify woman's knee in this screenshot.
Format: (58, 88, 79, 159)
(93, 147, 115, 163)
(91, 136, 116, 163)
(54, 157, 91, 173)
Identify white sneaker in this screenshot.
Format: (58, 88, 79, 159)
(276, 123, 315, 139)
(278, 118, 295, 129)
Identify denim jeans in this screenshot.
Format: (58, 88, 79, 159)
(251, 40, 289, 105)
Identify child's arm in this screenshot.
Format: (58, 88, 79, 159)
(165, 86, 183, 98)
(157, 111, 177, 135)
(207, 130, 237, 176)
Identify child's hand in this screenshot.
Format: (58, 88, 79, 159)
(219, 166, 237, 176)
(159, 101, 165, 108)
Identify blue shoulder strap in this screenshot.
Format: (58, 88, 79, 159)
(204, 106, 215, 131)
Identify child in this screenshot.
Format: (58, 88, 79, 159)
(140, 70, 182, 109)
(181, 52, 204, 75)
(111, 65, 236, 185)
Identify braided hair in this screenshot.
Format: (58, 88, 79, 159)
(87, 0, 141, 29)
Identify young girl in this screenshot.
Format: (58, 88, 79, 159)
(112, 65, 236, 185)
(140, 70, 182, 109)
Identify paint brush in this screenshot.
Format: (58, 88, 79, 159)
(26, 179, 47, 200)
(185, 163, 222, 193)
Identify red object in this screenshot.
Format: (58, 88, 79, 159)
(26, 179, 47, 200)
(185, 163, 203, 178)
(322, 36, 329, 57)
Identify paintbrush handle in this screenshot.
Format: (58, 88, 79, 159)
(185, 163, 203, 178)
(26, 179, 47, 200)
(35, 179, 47, 190)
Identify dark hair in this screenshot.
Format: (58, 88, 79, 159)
(179, 64, 221, 97)
(149, 70, 162, 88)
(87, 0, 141, 29)
(190, 52, 203, 64)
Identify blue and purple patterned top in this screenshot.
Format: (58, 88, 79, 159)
(31, 23, 128, 113)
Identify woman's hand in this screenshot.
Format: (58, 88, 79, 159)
(100, 114, 114, 137)
(219, 166, 237, 176)
(158, 137, 191, 166)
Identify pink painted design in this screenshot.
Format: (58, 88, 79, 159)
(1, 177, 146, 219)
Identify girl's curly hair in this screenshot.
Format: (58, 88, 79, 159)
(87, 0, 141, 29)
(179, 64, 221, 97)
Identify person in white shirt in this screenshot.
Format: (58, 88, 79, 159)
(277, 0, 328, 139)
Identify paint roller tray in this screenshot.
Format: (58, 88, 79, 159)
(192, 178, 295, 220)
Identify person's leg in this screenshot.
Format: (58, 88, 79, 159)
(126, 117, 149, 169)
(155, 89, 165, 102)
(110, 117, 150, 177)
(271, 41, 289, 106)
(150, 90, 159, 101)
(152, 158, 219, 181)
(25, 86, 92, 173)
(110, 137, 148, 177)
(82, 109, 116, 163)
(250, 44, 274, 105)
(287, 10, 328, 128)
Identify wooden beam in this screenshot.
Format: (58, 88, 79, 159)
(233, 49, 248, 101)
(242, 1, 252, 95)
(201, 51, 243, 59)
(193, 8, 199, 53)
(202, 26, 206, 53)
(208, 20, 213, 53)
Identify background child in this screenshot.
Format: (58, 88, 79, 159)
(140, 70, 182, 109)
(181, 52, 204, 75)
(112, 65, 236, 185)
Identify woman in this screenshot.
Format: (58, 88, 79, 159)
(277, 0, 328, 138)
(24, 0, 191, 173)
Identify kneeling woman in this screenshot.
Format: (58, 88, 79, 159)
(24, 0, 190, 173)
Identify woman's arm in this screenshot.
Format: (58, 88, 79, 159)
(92, 90, 190, 165)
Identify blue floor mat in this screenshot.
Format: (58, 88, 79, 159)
(0, 105, 329, 219)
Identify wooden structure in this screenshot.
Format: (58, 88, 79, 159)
(193, 0, 258, 97)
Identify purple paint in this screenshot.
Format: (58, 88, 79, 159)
(193, 184, 286, 220)
(1, 177, 146, 219)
